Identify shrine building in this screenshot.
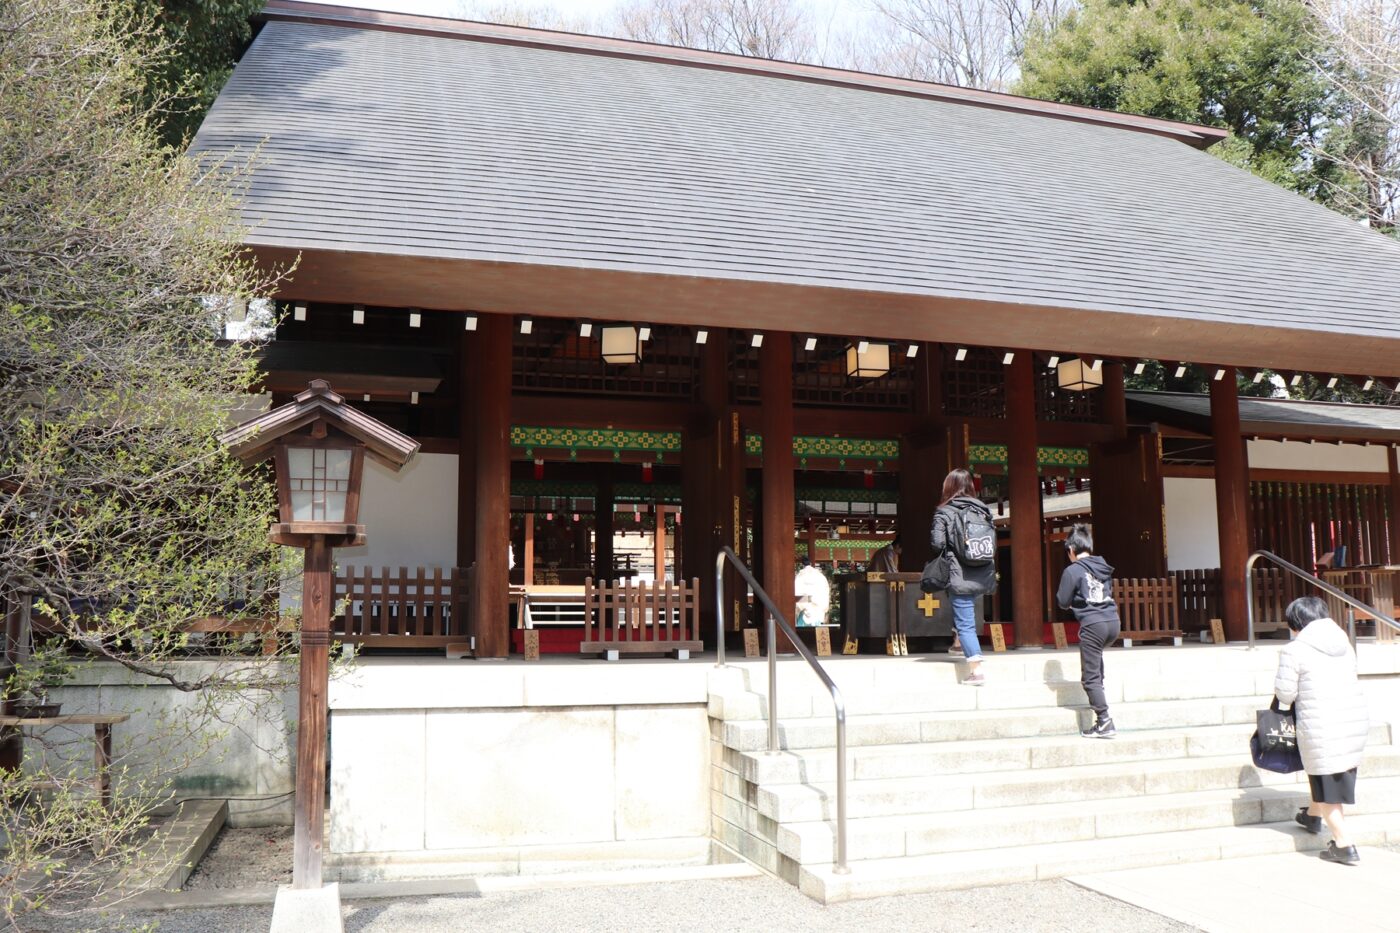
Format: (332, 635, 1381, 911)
(179, 0, 1400, 893)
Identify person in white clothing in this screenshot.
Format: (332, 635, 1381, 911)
(1275, 596, 1370, 864)
(794, 558, 830, 627)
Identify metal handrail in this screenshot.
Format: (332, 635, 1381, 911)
(1246, 549, 1400, 649)
(714, 546, 850, 874)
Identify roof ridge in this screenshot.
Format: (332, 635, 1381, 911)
(1130, 389, 1400, 412)
(260, 0, 1228, 150)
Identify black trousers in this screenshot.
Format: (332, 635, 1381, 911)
(1079, 616, 1121, 717)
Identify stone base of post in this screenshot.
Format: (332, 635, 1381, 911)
(271, 882, 343, 933)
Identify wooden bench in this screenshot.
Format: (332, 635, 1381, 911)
(581, 577, 703, 660)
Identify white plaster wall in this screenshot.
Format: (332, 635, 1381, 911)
(1164, 478, 1220, 570)
(1247, 440, 1388, 472)
(338, 452, 458, 573)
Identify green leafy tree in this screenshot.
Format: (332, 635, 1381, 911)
(133, 0, 263, 148)
(1, 0, 295, 924)
(1017, 0, 1349, 200)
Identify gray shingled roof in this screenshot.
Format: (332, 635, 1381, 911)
(1127, 391, 1400, 439)
(191, 17, 1400, 343)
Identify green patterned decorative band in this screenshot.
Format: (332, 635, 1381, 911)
(510, 479, 598, 499)
(614, 482, 683, 504)
(797, 487, 899, 504)
(514, 425, 900, 468)
(968, 445, 1090, 469)
(746, 434, 900, 461)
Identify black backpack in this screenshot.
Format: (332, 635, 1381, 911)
(950, 505, 997, 567)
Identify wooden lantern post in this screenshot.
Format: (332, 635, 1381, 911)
(223, 380, 418, 892)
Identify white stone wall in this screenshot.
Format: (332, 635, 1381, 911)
(326, 658, 714, 880)
(41, 661, 297, 826)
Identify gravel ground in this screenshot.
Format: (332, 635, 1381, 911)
(184, 826, 292, 890)
(28, 875, 1202, 933)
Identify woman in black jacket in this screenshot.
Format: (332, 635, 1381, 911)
(930, 469, 998, 685)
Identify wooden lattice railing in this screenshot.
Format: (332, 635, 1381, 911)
(1171, 567, 1301, 636)
(580, 577, 702, 658)
(1113, 577, 1182, 644)
(333, 565, 471, 648)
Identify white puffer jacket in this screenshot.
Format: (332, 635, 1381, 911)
(1274, 618, 1369, 776)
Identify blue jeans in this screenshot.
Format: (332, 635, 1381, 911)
(952, 595, 982, 659)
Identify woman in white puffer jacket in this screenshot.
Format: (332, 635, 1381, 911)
(1274, 596, 1370, 865)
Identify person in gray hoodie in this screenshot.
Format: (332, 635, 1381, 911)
(1275, 595, 1370, 864)
(1056, 524, 1121, 739)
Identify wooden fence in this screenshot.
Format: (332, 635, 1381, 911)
(580, 577, 703, 657)
(333, 565, 471, 648)
(1113, 578, 1181, 643)
(1170, 567, 1303, 636)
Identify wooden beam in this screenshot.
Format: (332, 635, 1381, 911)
(456, 331, 476, 569)
(1103, 362, 1127, 439)
(1211, 368, 1251, 643)
(1007, 353, 1045, 647)
(472, 313, 512, 658)
(254, 245, 1400, 375)
(1165, 464, 1392, 485)
(761, 333, 797, 652)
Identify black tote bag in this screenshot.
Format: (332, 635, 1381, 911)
(1250, 698, 1303, 774)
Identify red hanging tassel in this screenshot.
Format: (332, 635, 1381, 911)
(863, 469, 874, 489)
(642, 461, 654, 484)
(533, 457, 544, 480)
(1056, 477, 1067, 495)
(1076, 476, 1085, 491)
(972, 474, 983, 493)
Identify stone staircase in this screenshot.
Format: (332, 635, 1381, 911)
(707, 645, 1400, 903)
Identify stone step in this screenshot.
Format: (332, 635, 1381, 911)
(718, 695, 1275, 752)
(729, 722, 1396, 785)
(771, 774, 1400, 864)
(711, 671, 1279, 722)
(796, 811, 1400, 903)
(754, 748, 1400, 822)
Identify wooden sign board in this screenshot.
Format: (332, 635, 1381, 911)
(842, 635, 859, 655)
(1051, 623, 1068, 650)
(815, 627, 832, 657)
(1210, 618, 1226, 645)
(523, 629, 540, 661)
(743, 629, 761, 658)
(989, 624, 1007, 653)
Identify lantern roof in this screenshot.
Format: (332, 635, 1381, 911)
(222, 379, 420, 469)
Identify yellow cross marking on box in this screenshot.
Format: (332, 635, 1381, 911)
(917, 593, 940, 617)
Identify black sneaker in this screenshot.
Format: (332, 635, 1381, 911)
(1319, 841, 1360, 865)
(1081, 717, 1116, 739)
(1295, 807, 1323, 835)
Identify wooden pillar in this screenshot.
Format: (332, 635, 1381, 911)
(1211, 368, 1251, 642)
(1103, 362, 1127, 439)
(472, 313, 512, 658)
(1007, 353, 1045, 647)
(760, 333, 797, 650)
(522, 511, 535, 586)
(595, 479, 614, 583)
(293, 536, 331, 889)
(456, 329, 478, 570)
(654, 505, 668, 582)
(900, 344, 948, 572)
(1389, 447, 1400, 564)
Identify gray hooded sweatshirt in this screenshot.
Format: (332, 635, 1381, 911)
(1274, 618, 1369, 776)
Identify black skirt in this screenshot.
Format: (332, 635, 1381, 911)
(1308, 768, 1357, 805)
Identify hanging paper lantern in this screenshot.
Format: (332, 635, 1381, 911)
(533, 457, 544, 480)
(642, 461, 654, 484)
